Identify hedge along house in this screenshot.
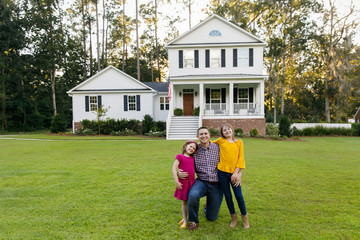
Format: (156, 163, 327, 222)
(166, 14, 268, 140)
(67, 65, 169, 132)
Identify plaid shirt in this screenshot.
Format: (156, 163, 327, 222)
(193, 142, 220, 182)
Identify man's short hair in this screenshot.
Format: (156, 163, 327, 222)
(197, 126, 209, 135)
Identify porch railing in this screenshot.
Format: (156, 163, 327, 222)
(204, 103, 259, 116)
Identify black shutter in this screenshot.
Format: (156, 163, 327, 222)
(194, 50, 199, 68)
(206, 88, 210, 104)
(249, 48, 254, 67)
(249, 88, 254, 103)
(233, 88, 238, 103)
(97, 95, 102, 109)
(221, 88, 226, 103)
(124, 95, 128, 111)
(136, 95, 140, 111)
(179, 50, 183, 68)
(221, 49, 226, 67)
(205, 50, 210, 68)
(85, 96, 89, 112)
(233, 49, 237, 67)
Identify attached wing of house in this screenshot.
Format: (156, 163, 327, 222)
(67, 66, 169, 132)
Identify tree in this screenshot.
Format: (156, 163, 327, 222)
(319, 0, 358, 122)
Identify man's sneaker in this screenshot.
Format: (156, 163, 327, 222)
(188, 222, 199, 231)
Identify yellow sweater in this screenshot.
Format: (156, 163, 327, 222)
(212, 137, 245, 173)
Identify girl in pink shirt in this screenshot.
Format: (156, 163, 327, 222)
(172, 141, 198, 229)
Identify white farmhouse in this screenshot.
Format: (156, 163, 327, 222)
(166, 14, 267, 139)
(67, 14, 268, 139)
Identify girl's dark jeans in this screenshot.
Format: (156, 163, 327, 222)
(217, 169, 247, 215)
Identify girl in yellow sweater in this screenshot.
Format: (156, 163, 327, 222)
(213, 124, 250, 228)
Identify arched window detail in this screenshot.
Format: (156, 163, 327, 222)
(209, 30, 222, 36)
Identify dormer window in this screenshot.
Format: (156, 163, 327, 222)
(209, 30, 222, 36)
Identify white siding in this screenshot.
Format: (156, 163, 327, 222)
(168, 47, 263, 77)
(73, 92, 153, 122)
(77, 68, 149, 91)
(153, 94, 170, 122)
(172, 18, 257, 45)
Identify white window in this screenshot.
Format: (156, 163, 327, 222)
(160, 97, 169, 110)
(211, 49, 221, 68)
(238, 49, 249, 67)
(210, 89, 221, 103)
(184, 50, 194, 68)
(238, 88, 249, 109)
(90, 96, 98, 111)
(128, 95, 136, 111)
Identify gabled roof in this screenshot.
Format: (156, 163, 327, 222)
(67, 66, 156, 94)
(166, 14, 266, 48)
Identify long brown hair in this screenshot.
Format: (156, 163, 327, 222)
(220, 124, 235, 141)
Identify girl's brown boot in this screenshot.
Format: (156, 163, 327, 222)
(229, 213, 238, 228)
(241, 214, 250, 228)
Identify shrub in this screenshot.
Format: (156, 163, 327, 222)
(155, 121, 166, 131)
(145, 130, 166, 137)
(50, 114, 67, 133)
(174, 108, 183, 116)
(127, 119, 141, 134)
(193, 107, 200, 116)
(250, 128, 258, 137)
(279, 116, 291, 137)
(75, 127, 96, 136)
(142, 114, 154, 134)
(234, 128, 244, 137)
(266, 124, 279, 137)
(209, 128, 220, 136)
(110, 128, 137, 136)
(351, 123, 360, 136)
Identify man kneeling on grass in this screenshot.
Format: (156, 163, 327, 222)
(178, 127, 223, 231)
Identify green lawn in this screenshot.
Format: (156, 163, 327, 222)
(0, 135, 359, 239)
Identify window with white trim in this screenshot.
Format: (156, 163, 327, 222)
(238, 49, 249, 67)
(128, 95, 136, 111)
(90, 96, 98, 111)
(238, 88, 249, 103)
(210, 89, 221, 103)
(160, 96, 169, 110)
(184, 50, 194, 68)
(210, 49, 221, 68)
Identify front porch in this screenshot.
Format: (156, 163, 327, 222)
(169, 81, 265, 118)
(166, 80, 266, 139)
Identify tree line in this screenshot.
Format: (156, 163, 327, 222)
(0, 0, 359, 132)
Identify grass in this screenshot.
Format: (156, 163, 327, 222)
(0, 134, 359, 239)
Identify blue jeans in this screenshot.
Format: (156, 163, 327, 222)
(217, 169, 247, 215)
(188, 179, 223, 223)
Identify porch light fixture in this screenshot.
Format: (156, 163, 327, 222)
(179, 92, 182, 97)
(195, 91, 198, 96)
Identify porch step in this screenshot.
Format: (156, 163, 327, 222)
(167, 116, 199, 140)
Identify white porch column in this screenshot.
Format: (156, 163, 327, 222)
(229, 82, 234, 115)
(260, 80, 265, 116)
(199, 83, 204, 127)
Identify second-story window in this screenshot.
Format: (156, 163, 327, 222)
(179, 50, 199, 69)
(184, 50, 194, 68)
(206, 49, 226, 68)
(233, 48, 254, 67)
(211, 49, 221, 68)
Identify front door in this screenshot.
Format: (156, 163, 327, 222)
(183, 93, 194, 116)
